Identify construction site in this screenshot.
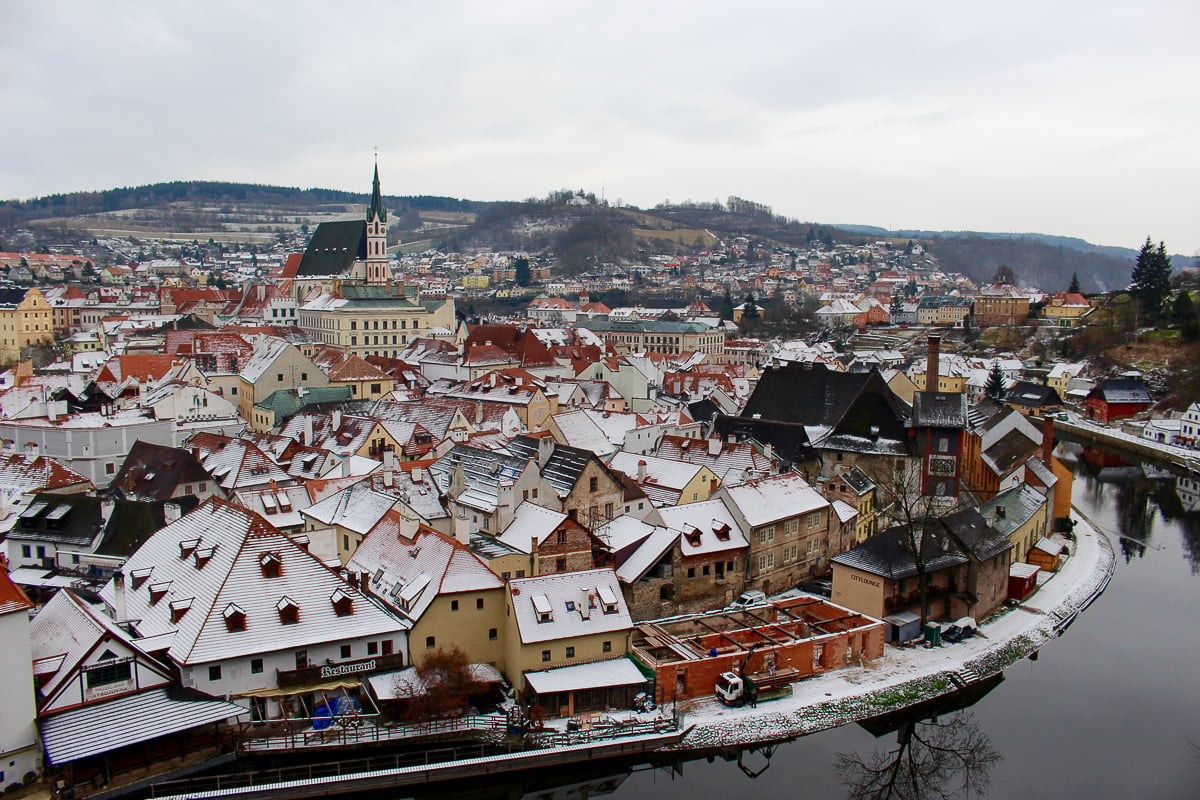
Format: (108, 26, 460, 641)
(631, 596, 885, 704)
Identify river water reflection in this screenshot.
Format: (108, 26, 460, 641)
(380, 443, 1200, 800)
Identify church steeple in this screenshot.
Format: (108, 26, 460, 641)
(364, 158, 389, 286)
(368, 160, 387, 224)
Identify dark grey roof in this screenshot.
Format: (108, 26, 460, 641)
(838, 465, 875, 494)
(1089, 377, 1153, 405)
(912, 391, 967, 429)
(1004, 381, 1062, 408)
(110, 442, 212, 502)
(711, 416, 816, 466)
(832, 507, 1010, 580)
(982, 428, 1039, 474)
(504, 436, 594, 499)
(296, 219, 367, 277)
(742, 363, 872, 428)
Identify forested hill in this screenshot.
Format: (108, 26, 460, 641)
(0, 181, 481, 228)
(925, 235, 1134, 293)
(1, 181, 1151, 293)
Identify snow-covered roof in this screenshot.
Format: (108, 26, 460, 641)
(347, 513, 503, 622)
(100, 499, 405, 666)
(720, 473, 828, 528)
(523, 657, 646, 694)
(508, 568, 631, 644)
(497, 502, 568, 553)
(39, 686, 247, 766)
(302, 482, 397, 534)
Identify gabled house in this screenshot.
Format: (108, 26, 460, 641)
(236, 337, 329, 421)
(110, 442, 219, 503)
(347, 512, 506, 669)
(428, 444, 554, 536)
(1085, 375, 1154, 423)
(30, 590, 245, 784)
(495, 501, 610, 577)
(98, 498, 408, 719)
(300, 481, 399, 564)
(608, 451, 720, 508)
(503, 568, 641, 717)
(1003, 381, 1064, 418)
(505, 434, 627, 527)
(831, 507, 1013, 623)
(716, 472, 833, 595)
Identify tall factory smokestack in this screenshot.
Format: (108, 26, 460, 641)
(926, 335, 941, 392)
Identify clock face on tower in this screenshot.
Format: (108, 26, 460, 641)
(928, 456, 956, 476)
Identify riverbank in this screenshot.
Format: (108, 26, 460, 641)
(1057, 414, 1200, 473)
(668, 509, 1115, 750)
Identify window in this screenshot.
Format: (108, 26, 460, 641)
(476, 597, 484, 609)
(382, 640, 393, 656)
(208, 665, 222, 682)
(541, 650, 551, 662)
(340, 644, 351, 659)
(687, 567, 696, 579)
(702, 564, 710, 576)
(566, 646, 575, 659)
(555, 557, 567, 572)
(426, 636, 436, 649)
(20, 545, 30, 558)
(516, 570, 525, 578)
(105, 462, 115, 475)
(367, 641, 379, 655)
(501, 571, 511, 580)
(602, 640, 612, 653)
(605, 502, 614, 519)
(276, 373, 283, 382)
(451, 600, 459, 611)
(370, 383, 381, 394)
(808, 513, 821, 530)
(589, 476, 598, 492)
(86, 661, 131, 688)
(489, 627, 498, 640)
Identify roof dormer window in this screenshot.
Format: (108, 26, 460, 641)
(194, 546, 215, 569)
(277, 596, 299, 625)
(532, 593, 553, 623)
(169, 597, 193, 623)
(179, 538, 200, 559)
(223, 603, 246, 632)
(260, 551, 282, 578)
(330, 588, 354, 617)
(149, 581, 171, 605)
(130, 566, 153, 590)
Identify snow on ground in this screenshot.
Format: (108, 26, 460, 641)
(669, 510, 1115, 750)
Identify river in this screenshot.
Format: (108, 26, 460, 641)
(385, 442, 1200, 800)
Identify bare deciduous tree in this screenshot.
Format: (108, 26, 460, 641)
(836, 713, 1002, 800)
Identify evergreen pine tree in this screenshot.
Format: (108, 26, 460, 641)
(890, 294, 904, 320)
(1068, 272, 1081, 294)
(1130, 237, 1172, 322)
(985, 362, 1007, 401)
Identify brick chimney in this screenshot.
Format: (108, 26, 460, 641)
(1041, 415, 1055, 467)
(926, 335, 941, 392)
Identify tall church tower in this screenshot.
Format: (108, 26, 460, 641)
(365, 160, 389, 286)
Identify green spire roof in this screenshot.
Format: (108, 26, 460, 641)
(368, 161, 387, 223)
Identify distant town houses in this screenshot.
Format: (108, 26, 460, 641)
(0, 161, 1195, 794)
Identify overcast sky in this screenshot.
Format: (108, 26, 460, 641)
(3, 0, 1198, 254)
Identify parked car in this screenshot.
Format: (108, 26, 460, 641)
(799, 578, 833, 597)
(729, 589, 767, 608)
(942, 616, 978, 643)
